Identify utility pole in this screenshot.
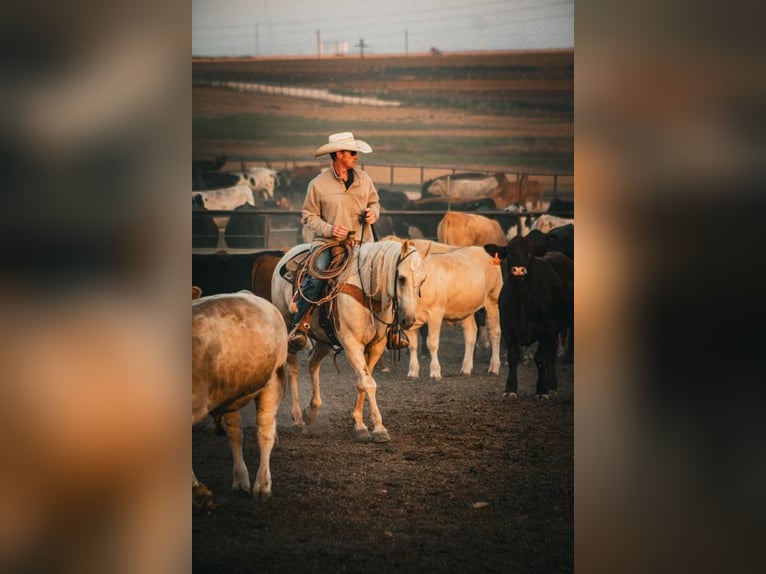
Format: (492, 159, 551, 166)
(316, 30, 321, 59)
(404, 30, 408, 56)
(355, 38, 368, 59)
(254, 24, 259, 56)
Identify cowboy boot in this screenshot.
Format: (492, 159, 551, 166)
(288, 305, 315, 352)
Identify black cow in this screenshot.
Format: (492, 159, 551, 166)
(377, 188, 412, 210)
(484, 230, 573, 398)
(192, 155, 227, 189)
(192, 200, 220, 248)
(547, 198, 574, 217)
(192, 250, 287, 297)
(545, 223, 574, 260)
(225, 204, 267, 248)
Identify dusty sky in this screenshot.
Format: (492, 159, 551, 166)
(192, 0, 574, 57)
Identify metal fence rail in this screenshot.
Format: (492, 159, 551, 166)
(192, 208, 573, 253)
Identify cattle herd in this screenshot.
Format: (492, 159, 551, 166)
(192, 159, 574, 510)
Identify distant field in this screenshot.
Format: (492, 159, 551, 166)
(192, 50, 573, 176)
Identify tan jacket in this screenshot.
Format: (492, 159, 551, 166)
(301, 168, 380, 243)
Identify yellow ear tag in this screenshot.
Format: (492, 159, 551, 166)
(492, 253, 500, 265)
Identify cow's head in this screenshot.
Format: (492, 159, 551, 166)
(484, 230, 549, 281)
(192, 193, 206, 208)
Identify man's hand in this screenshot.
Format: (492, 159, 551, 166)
(364, 209, 377, 224)
(331, 224, 349, 238)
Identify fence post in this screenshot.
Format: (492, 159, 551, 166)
(390, 165, 394, 185)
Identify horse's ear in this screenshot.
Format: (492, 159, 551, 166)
(401, 240, 412, 257)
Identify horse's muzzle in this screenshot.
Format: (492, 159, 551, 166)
(386, 326, 409, 350)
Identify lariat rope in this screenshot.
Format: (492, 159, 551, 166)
(294, 238, 355, 306)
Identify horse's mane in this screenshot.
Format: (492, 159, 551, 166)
(357, 240, 408, 312)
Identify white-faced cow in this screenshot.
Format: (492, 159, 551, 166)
(484, 230, 573, 398)
(192, 292, 287, 509)
(240, 167, 278, 201)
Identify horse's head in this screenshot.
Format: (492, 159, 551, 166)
(393, 240, 427, 329)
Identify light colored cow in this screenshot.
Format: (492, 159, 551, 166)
(403, 242, 503, 380)
(192, 184, 255, 212)
(437, 211, 507, 247)
(530, 214, 574, 234)
(239, 167, 278, 201)
(192, 292, 287, 510)
(425, 173, 501, 200)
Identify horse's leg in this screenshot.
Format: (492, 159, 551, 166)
(427, 316, 444, 380)
(345, 342, 390, 443)
(192, 470, 215, 512)
(304, 342, 331, 425)
(460, 314, 478, 375)
(286, 352, 304, 428)
(405, 326, 421, 379)
(222, 410, 249, 492)
(484, 300, 502, 375)
(365, 339, 388, 373)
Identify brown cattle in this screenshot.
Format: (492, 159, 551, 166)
(278, 165, 323, 191)
(192, 292, 287, 508)
(489, 173, 544, 210)
(437, 211, 507, 247)
(250, 254, 282, 304)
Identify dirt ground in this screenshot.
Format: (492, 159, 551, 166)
(192, 327, 573, 573)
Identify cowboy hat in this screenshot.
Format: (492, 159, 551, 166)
(313, 132, 373, 157)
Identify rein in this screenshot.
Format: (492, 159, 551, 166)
(361, 246, 415, 327)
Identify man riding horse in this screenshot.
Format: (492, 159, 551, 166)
(288, 132, 380, 352)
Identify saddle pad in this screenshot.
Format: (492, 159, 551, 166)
(278, 246, 311, 281)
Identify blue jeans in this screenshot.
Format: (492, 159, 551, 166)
(291, 245, 331, 328)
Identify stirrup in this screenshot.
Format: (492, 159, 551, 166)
(288, 321, 311, 352)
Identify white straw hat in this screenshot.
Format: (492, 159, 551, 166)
(313, 132, 373, 157)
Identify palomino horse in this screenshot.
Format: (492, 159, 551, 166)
(271, 240, 426, 442)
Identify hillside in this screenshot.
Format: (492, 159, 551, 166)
(192, 50, 573, 173)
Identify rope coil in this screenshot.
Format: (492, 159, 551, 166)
(295, 238, 356, 306)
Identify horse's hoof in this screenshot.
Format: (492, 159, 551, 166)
(252, 487, 272, 501)
(372, 429, 391, 443)
(503, 392, 518, 399)
(193, 483, 216, 513)
(536, 394, 550, 401)
(232, 481, 250, 493)
(354, 428, 372, 442)
(303, 406, 320, 425)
